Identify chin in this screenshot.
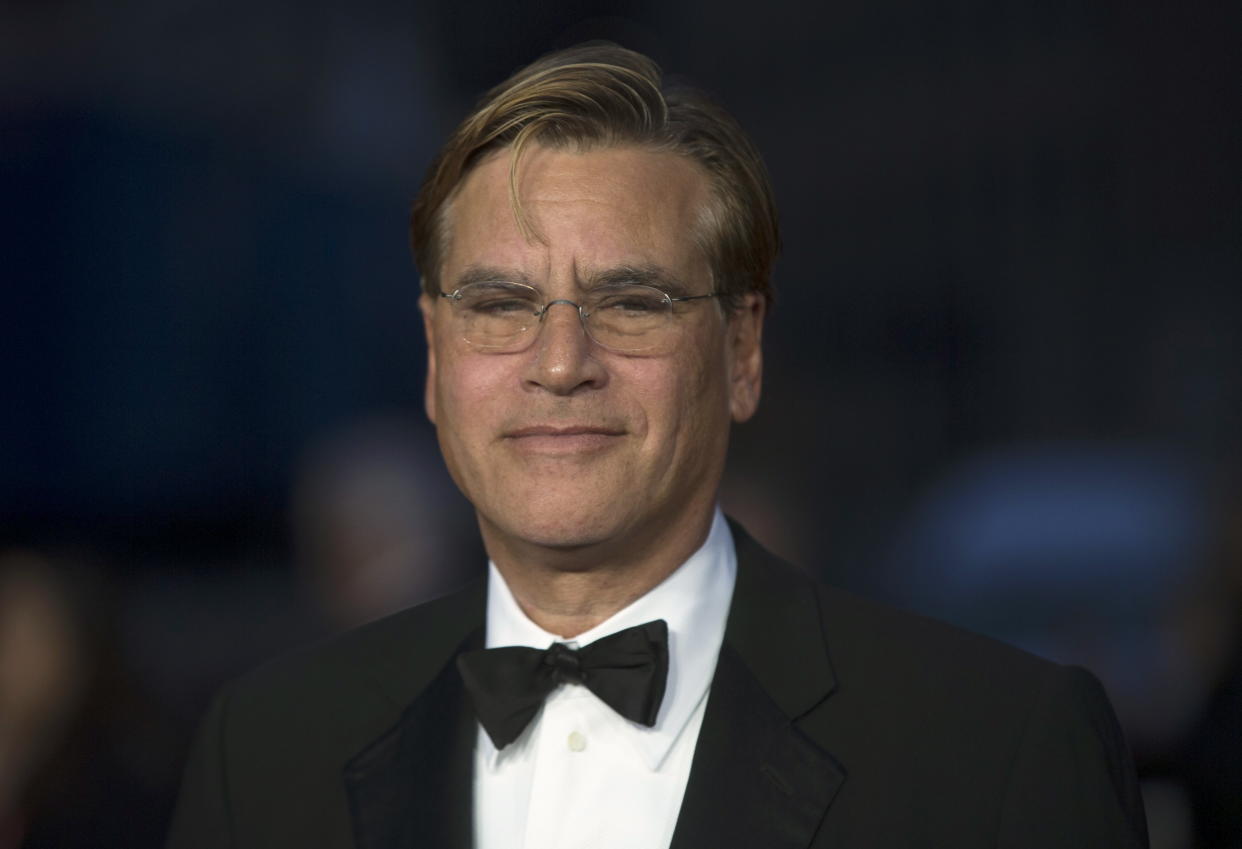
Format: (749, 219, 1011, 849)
(489, 494, 635, 553)
(516, 513, 623, 551)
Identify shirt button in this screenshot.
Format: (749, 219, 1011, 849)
(567, 730, 587, 752)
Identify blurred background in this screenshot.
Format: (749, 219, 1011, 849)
(1, 0, 1238, 846)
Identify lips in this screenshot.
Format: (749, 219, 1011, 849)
(503, 424, 626, 455)
(505, 425, 626, 438)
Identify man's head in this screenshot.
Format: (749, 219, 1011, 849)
(413, 44, 777, 569)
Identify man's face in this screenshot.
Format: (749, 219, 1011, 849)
(420, 144, 763, 561)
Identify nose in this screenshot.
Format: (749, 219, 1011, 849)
(521, 300, 607, 395)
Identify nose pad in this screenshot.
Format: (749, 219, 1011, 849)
(541, 299, 586, 320)
(535, 300, 591, 347)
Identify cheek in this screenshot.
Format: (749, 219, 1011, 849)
(628, 347, 728, 450)
(435, 354, 504, 439)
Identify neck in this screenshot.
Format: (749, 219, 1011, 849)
(481, 508, 715, 638)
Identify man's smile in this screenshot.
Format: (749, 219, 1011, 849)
(502, 424, 628, 456)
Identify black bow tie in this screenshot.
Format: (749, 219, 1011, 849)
(456, 619, 669, 749)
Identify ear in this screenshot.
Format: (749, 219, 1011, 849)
(419, 292, 438, 425)
(727, 293, 764, 423)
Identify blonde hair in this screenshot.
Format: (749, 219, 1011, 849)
(410, 43, 779, 310)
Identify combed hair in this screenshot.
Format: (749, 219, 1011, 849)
(410, 43, 779, 310)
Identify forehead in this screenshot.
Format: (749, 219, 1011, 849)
(441, 144, 712, 285)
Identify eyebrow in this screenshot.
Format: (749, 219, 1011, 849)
(450, 263, 693, 296)
(585, 265, 693, 297)
(452, 266, 535, 290)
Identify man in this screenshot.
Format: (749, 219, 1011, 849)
(167, 43, 1149, 848)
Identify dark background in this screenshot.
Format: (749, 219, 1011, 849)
(1, 1, 1238, 847)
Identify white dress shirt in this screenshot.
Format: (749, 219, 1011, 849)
(473, 509, 737, 849)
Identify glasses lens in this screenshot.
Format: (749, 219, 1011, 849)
(453, 282, 541, 348)
(584, 285, 672, 351)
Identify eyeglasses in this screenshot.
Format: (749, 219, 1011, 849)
(439, 281, 721, 353)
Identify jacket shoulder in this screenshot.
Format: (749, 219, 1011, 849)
(729, 519, 1058, 706)
(165, 580, 485, 849)
(813, 578, 1057, 688)
(770, 564, 1145, 846)
(225, 578, 484, 726)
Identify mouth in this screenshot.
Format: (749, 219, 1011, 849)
(503, 425, 626, 455)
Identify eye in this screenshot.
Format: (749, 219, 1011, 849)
(592, 287, 669, 314)
(470, 296, 536, 315)
(458, 284, 540, 315)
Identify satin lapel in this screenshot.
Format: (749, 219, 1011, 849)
(670, 521, 846, 849)
(344, 628, 480, 849)
(670, 645, 844, 849)
(343, 588, 485, 849)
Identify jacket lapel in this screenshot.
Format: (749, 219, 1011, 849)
(342, 581, 486, 849)
(670, 522, 847, 849)
(343, 637, 477, 849)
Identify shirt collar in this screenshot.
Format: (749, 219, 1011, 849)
(481, 508, 737, 771)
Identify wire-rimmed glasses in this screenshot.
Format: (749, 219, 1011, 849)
(438, 281, 721, 353)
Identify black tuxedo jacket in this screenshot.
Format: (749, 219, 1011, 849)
(167, 523, 1148, 848)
